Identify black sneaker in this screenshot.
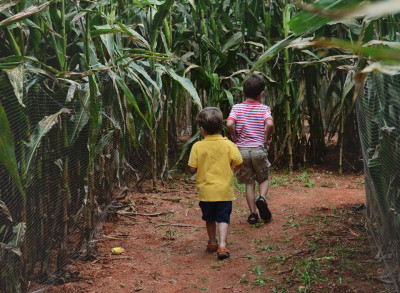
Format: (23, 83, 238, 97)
(256, 196, 272, 222)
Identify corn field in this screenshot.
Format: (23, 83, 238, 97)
(1, 0, 400, 292)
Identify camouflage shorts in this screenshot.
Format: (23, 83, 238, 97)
(236, 146, 271, 184)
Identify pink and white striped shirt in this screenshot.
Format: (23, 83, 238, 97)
(228, 100, 273, 147)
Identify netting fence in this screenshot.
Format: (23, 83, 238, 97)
(2, 68, 400, 292)
(0, 72, 159, 292)
(357, 72, 400, 292)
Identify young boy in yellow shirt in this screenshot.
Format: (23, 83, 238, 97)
(188, 107, 242, 259)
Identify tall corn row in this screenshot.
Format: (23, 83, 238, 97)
(0, 0, 185, 290)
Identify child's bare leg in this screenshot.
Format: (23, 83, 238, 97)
(246, 182, 257, 214)
(217, 222, 229, 248)
(259, 179, 269, 198)
(206, 221, 217, 244)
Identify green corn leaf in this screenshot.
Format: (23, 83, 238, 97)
(95, 25, 116, 60)
(94, 130, 115, 155)
(183, 64, 209, 84)
(163, 17, 172, 50)
(0, 56, 25, 63)
(4, 66, 24, 107)
(117, 23, 150, 49)
(0, 55, 62, 74)
(24, 56, 62, 74)
(112, 72, 152, 131)
(147, 0, 165, 5)
(58, 79, 81, 103)
(157, 65, 202, 110)
(8, 222, 26, 247)
(129, 62, 161, 97)
(223, 89, 234, 107)
(116, 53, 169, 63)
(0, 55, 24, 69)
(0, 102, 25, 201)
(0, 63, 23, 69)
(201, 35, 225, 62)
(25, 108, 71, 179)
(126, 112, 137, 150)
(329, 19, 362, 35)
(124, 67, 154, 128)
(119, 49, 167, 57)
(237, 53, 254, 66)
(250, 35, 296, 74)
(297, 0, 400, 24)
(288, 0, 364, 36)
(26, 67, 58, 84)
(341, 69, 355, 106)
(286, 38, 400, 62)
(301, 50, 320, 61)
(67, 86, 90, 146)
(91, 28, 122, 38)
(221, 10, 233, 30)
(133, 0, 146, 10)
(150, 0, 174, 50)
(222, 32, 242, 53)
(88, 75, 101, 158)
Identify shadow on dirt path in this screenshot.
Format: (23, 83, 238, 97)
(47, 170, 387, 293)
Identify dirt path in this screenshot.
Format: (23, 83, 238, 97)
(48, 170, 387, 293)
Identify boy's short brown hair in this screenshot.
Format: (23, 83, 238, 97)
(243, 73, 265, 99)
(197, 107, 223, 135)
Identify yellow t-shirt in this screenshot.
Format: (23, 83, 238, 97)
(188, 134, 243, 202)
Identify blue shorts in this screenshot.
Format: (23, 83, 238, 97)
(199, 201, 232, 224)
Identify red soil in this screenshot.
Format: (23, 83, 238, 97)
(46, 170, 386, 293)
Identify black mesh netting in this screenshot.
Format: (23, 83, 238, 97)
(2, 68, 400, 292)
(357, 72, 400, 292)
(0, 70, 159, 292)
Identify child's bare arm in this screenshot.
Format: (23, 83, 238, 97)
(264, 120, 274, 148)
(226, 119, 237, 142)
(189, 166, 197, 174)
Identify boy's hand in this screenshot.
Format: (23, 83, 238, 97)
(232, 163, 242, 172)
(264, 120, 273, 150)
(264, 139, 271, 150)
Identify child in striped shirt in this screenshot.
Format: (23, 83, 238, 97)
(227, 73, 274, 224)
